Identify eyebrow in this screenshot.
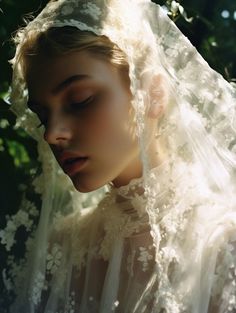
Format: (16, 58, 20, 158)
(52, 74, 92, 94)
(27, 74, 92, 108)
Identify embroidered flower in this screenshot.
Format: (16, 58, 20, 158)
(31, 272, 47, 305)
(177, 143, 192, 162)
(228, 295, 236, 311)
(137, 245, 154, 272)
(81, 2, 102, 21)
(0, 223, 16, 251)
(61, 5, 74, 16)
(0, 197, 38, 251)
(131, 195, 147, 217)
(64, 292, 76, 313)
(46, 244, 62, 274)
(32, 173, 44, 194)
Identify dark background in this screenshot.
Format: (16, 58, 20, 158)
(0, 0, 235, 311)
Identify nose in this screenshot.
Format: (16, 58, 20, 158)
(43, 114, 73, 146)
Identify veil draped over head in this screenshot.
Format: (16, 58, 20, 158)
(3, 0, 236, 312)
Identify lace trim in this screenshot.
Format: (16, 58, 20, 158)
(108, 157, 173, 199)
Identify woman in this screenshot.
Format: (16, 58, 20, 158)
(4, 0, 236, 312)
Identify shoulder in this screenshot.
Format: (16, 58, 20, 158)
(52, 205, 100, 242)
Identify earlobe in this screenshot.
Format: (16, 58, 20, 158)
(147, 74, 169, 119)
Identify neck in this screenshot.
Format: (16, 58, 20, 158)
(111, 155, 143, 188)
(111, 138, 168, 188)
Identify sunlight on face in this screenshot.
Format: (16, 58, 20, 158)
(26, 50, 142, 192)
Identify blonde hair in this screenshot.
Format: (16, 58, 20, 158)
(16, 26, 130, 86)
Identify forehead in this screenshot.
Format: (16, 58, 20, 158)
(26, 50, 120, 100)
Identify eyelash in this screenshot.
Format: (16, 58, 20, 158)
(36, 96, 95, 128)
(71, 95, 94, 110)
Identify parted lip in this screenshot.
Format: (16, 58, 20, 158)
(57, 151, 88, 167)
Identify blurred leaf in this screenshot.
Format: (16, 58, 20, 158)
(6, 140, 30, 167)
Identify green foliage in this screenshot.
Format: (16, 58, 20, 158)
(6, 140, 30, 167)
(0, 0, 47, 214)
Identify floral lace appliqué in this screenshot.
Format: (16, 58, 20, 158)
(0, 196, 38, 251)
(64, 291, 76, 313)
(61, 5, 74, 15)
(80, 2, 102, 20)
(46, 244, 62, 275)
(137, 245, 154, 272)
(31, 272, 48, 306)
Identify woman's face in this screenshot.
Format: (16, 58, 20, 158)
(27, 50, 142, 192)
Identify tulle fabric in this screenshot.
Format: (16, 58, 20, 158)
(5, 0, 236, 312)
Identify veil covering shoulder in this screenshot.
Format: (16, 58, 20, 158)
(4, 0, 236, 312)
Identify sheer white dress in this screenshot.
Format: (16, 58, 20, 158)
(37, 157, 236, 313)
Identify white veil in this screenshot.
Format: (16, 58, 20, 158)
(3, 0, 236, 312)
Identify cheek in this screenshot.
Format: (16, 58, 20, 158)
(96, 114, 137, 161)
(76, 90, 137, 156)
(92, 101, 134, 145)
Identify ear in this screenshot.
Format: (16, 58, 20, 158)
(147, 74, 169, 119)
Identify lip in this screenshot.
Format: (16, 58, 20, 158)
(57, 152, 89, 176)
(62, 157, 88, 176)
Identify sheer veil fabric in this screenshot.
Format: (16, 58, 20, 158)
(6, 0, 236, 312)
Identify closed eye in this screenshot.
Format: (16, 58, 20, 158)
(71, 95, 95, 110)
